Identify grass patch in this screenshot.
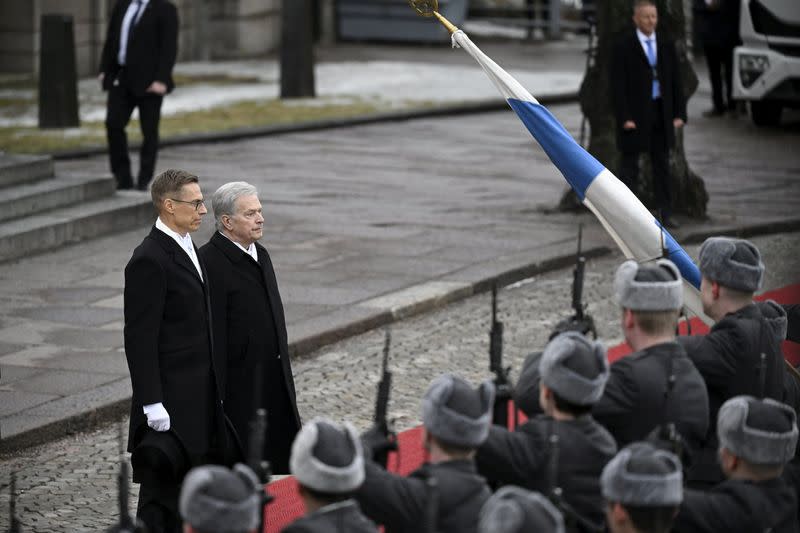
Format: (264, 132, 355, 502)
(0, 97, 390, 154)
(172, 73, 265, 86)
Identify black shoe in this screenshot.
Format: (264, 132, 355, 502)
(702, 108, 725, 118)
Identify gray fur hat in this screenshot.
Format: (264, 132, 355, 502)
(717, 396, 798, 466)
(614, 259, 683, 311)
(478, 486, 565, 533)
(290, 417, 365, 494)
(699, 237, 764, 292)
(422, 373, 495, 448)
(601, 442, 683, 506)
(179, 463, 260, 532)
(540, 331, 609, 406)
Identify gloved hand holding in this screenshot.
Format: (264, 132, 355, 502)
(143, 402, 171, 432)
(361, 425, 397, 461)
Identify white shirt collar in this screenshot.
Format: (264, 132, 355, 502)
(219, 231, 258, 262)
(637, 28, 656, 44)
(156, 217, 190, 247)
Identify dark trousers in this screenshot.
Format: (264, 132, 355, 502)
(137, 478, 181, 533)
(105, 73, 163, 189)
(704, 42, 735, 112)
(619, 99, 672, 213)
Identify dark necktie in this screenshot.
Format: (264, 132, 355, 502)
(125, 0, 143, 57)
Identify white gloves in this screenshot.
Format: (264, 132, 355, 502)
(143, 402, 171, 431)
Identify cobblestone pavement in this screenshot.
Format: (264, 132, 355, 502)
(1, 231, 798, 532)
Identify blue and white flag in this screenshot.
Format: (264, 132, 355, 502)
(450, 30, 709, 323)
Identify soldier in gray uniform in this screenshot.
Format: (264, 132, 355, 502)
(356, 373, 494, 533)
(283, 418, 377, 533)
(179, 463, 260, 533)
(476, 331, 617, 531)
(478, 486, 565, 533)
(600, 442, 683, 533)
(678, 237, 788, 486)
(673, 396, 799, 533)
(593, 259, 709, 461)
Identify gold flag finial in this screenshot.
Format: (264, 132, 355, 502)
(408, 0, 459, 34)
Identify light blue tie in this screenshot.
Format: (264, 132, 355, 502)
(645, 39, 660, 99)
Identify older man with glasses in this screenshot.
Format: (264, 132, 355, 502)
(124, 169, 233, 533)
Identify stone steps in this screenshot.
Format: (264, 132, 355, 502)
(0, 191, 154, 263)
(0, 173, 116, 223)
(0, 153, 154, 263)
(0, 153, 54, 187)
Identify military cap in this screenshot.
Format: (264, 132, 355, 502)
(614, 259, 683, 311)
(540, 331, 609, 406)
(179, 463, 260, 533)
(717, 396, 798, 466)
(422, 373, 495, 448)
(130, 426, 190, 486)
(478, 486, 565, 533)
(290, 417, 365, 494)
(601, 442, 683, 506)
(699, 237, 764, 292)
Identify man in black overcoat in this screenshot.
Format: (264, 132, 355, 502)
(124, 169, 228, 532)
(199, 182, 301, 474)
(99, 0, 178, 190)
(611, 0, 686, 228)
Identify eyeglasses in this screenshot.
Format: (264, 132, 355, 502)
(169, 198, 205, 211)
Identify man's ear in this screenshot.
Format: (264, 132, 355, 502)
(610, 502, 629, 527)
(623, 308, 635, 330)
(712, 281, 721, 301)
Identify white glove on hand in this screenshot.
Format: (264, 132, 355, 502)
(143, 402, 171, 432)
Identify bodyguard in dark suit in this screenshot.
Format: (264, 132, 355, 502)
(611, 0, 686, 229)
(124, 169, 225, 532)
(99, 0, 178, 190)
(199, 182, 301, 474)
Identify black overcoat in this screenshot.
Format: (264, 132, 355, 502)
(678, 301, 788, 484)
(593, 342, 709, 461)
(99, 0, 178, 96)
(199, 232, 301, 472)
(673, 477, 799, 533)
(355, 459, 490, 533)
(475, 414, 617, 530)
(281, 500, 378, 533)
(123, 227, 224, 463)
(611, 29, 687, 153)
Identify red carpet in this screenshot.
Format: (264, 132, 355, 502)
(264, 283, 799, 532)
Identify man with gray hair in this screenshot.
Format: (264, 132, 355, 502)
(179, 463, 260, 533)
(672, 396, 799, 532)
(601, 442, 683, 533)
(476, 331, 617, 531)
(678, 236, 788, 487)
(199, 182, 300, 473)
(283, 417, 377, 532)
(593, 259, 709, 463)
(356, 373, 494, 533)
(478, 486, 565, 533)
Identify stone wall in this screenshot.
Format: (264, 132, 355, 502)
(208, 0, 281, 59)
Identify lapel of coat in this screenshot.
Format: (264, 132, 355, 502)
(632, 29, 651, 68)
(256, 242, 288, 350)
(149, 226, 204, 286)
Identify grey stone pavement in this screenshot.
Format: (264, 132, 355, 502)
(0, 231, 797, 532)
(1, 36, 800, 452)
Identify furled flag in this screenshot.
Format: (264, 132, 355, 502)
(448, 29, 710, 324)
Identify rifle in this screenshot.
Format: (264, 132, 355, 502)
(373, 329, 397, 468)
(758, 353, 767, 399)
(8, 472, 21, 533)
(248, 408, 273, 533)
(423, 475, 439, 533)
(489, 285, 514, 429)
(106, 423, 145, 533)
(550, 224, 597, 340)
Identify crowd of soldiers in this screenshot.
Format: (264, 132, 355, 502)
(143, 234, 799, 533)
(0, 229, 765, 533)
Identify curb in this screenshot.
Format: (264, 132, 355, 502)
(50, 92, 578, 160)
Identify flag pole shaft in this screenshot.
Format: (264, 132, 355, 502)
(433, 11, 459, 34)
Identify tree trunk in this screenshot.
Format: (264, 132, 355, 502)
(560, 0, 708, 218)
